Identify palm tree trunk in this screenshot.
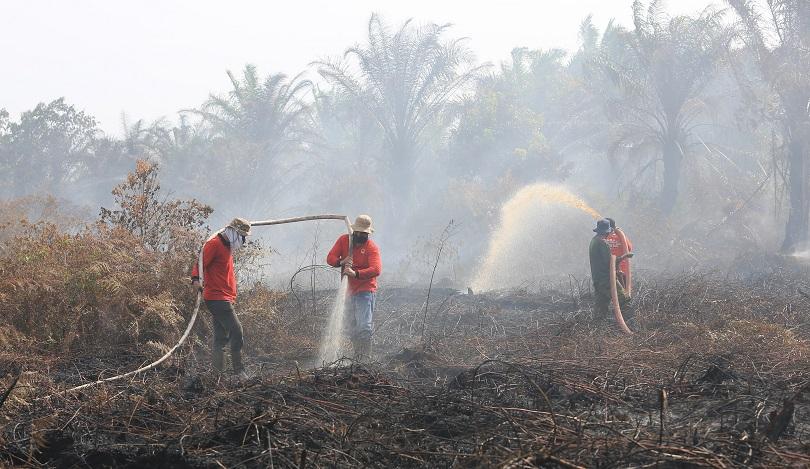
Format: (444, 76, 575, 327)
(780, 131, 809, 253)
(659, 138, 683, 214)
(387, 141, 416, 215)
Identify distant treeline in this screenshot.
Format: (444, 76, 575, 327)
(1, 2, 808, 255)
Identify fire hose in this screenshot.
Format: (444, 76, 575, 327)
(49, 215, 353, 397)
(615, 228, 632, 297)
(610, 253, 633, 334)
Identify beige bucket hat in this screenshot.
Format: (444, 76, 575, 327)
(351, 214, 374, 234)
(228, 217, 252, 237)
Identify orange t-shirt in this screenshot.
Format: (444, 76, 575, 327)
(605, 230, 632, 276)
(191, 234, 237, 302)
(326, 234, 382, 294)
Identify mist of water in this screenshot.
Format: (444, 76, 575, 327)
(789, 250, 810, 260)
(471, 183, 602, 291)
(317, 275, 349, 364)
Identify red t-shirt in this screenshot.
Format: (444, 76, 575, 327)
(605, 230, 633, 274)
(326, 234, 382, 294)
(191, 234, 237, 302)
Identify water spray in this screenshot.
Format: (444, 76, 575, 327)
(251, 215, 356, 364)
(472, 184, 602, 292)
(232, 215, 357, 363)
(51, 214, 353, 397)
(472, 183, 633, 334)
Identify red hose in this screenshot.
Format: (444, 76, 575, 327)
(610, 254, 633, 334)
(616, 228, 632, 296)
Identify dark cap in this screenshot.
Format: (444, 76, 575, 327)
(593, 219, 612, 235)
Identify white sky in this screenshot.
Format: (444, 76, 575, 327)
(1, 0, 714, 135)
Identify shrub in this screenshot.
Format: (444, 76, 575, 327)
(0, 160, 212, 352)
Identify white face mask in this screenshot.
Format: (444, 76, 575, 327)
(223, 226, 245, 250)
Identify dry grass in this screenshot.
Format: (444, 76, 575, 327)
(0, 161, 210, 353)
(2, 268, 809, 468)
(1, 163, 809, 467)
(0, 221, 201, 353)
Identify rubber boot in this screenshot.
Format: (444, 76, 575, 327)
(355, 338, 372, 362)
(231, 350, 244, 374)
(212, 348, 224, 372)
(351, 339, 361, 361)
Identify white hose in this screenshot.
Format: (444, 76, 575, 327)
(49, 294, 201, 397)
(48, 214, 352, 397)
(251, 214, 352, 233)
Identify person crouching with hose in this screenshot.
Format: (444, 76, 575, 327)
(327, 215, 382, 361)
(191, 218, 251, 379)
(589, 219, 633, 324)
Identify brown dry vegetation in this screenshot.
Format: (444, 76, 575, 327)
(1, 165, 810, 468)
(0, 162, 210, 354)
(1, 266, 810, 467)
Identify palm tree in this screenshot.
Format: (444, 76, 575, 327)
(150, 115, 215, 189)
(727, 0, 810, 252)
(316, 14, 484, 214)
(192, 65, 312, 216)
(198, 65, 312, 157)
(590, 1, 732, 213)
(120, 114, 162, 160)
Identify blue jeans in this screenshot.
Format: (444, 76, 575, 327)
(346, 291, 375, 340)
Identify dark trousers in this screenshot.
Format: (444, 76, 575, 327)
(205, 300, 244, 372)
(594, 281, 631, 320)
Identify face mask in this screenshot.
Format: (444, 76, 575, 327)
(352, 232, 369, 245)
(223, 227, 245, 250)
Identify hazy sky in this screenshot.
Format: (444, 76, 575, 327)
(1, 0, 713, 135)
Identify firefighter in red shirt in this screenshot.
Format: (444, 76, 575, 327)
(327, 215, 382, 360)
(604, 217, 634, 295)
(191, 218, 251, 377)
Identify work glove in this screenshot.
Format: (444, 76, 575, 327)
(339, 257, 353, 268)
(191, 279, 203, 293)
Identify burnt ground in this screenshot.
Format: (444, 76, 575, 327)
(2, 275, 810, 468)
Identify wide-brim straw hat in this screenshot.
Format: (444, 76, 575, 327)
(351, 215, 374, 234)
(228, 217, 252, 237)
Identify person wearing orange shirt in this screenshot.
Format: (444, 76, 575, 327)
(326, 215, 382, 360)
(590, 219, 633, 322)
(604, 217, 634, 295)
(191, 218, 251, 378)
